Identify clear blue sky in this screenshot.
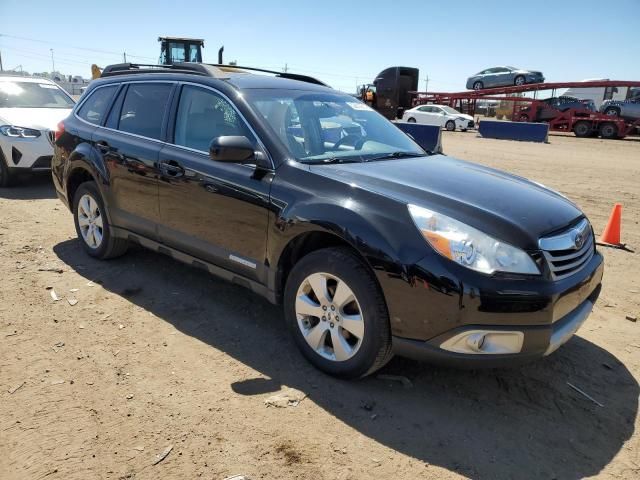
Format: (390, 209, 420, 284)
(1, 0, 638, 92)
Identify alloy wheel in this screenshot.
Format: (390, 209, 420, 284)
(295, 272, 364, 362)
(515, 76, 525, 86)
(77, 193, 104, 249)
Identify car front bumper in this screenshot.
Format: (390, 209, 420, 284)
(382, 249, 604, 367)
(0, 134, 54, 172)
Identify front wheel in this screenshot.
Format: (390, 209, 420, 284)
(284, 247, 393, 378)
(573, 121, 592, 138)
(514, 75, 526, 86)
(73, 182, 128, 259)
(445, 120, 456, 131)
(603, 107, 620, 117)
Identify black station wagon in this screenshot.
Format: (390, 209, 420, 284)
(52, 63, 603, 378)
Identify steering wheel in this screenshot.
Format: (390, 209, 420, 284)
(332, 134, 366, 151)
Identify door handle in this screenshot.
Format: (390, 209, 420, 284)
(95, 141, 124, 161)
(160, 160, 185, 178)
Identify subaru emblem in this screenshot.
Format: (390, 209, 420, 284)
(574, 231, 584, 249)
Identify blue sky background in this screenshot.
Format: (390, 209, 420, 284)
(1, 0, 638, 93)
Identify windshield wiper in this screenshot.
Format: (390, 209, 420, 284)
(364, 151, 429, 162)
(303, 157, 365, 165)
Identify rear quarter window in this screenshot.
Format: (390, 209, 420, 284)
(76, 85, 118, 125)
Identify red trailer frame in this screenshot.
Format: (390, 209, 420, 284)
(411, 80, 640, 139)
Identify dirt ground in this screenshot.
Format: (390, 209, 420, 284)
(1, 132, 639, 480)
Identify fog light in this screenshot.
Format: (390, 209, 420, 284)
(440, 330, 524, 355)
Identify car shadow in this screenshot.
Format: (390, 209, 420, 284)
(53, 239, 638, 479)
(0, 175, 57, 200)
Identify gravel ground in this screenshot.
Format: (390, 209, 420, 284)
(1, 132, 639, 480)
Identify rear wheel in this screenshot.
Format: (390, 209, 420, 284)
(407, 117, 416, 123)
(73, 182, 128, 259)
(573, 121, 592, 138)
(514, 75, 526, 86)
(473, 81, 484, 90)
(445, 120, 456, 131)
(284, 247, 392, 378)
(599, 122, 618, 139)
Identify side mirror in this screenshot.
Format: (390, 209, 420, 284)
(209, 136, 256, 163)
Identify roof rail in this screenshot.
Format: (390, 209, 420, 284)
(208, 64, 328, 86)
(99, 62, 328, 87)
(100, 62, 230, 79)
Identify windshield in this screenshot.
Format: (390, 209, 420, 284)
(440, 106, 461, 115)
(246, 89, 425, 164)
(0, 81, 75, 109)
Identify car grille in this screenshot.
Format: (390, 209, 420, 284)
(539, 219, 594, 280)
(47, 130, 55, 147)
(467, 120, 475, 128)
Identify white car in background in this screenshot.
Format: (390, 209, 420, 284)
(0, 76, 75, 187)
(402, 104, 475, 132)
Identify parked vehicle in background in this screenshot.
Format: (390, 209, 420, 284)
(402, 104, 474, 131)
(0, 76, 75, 187)
(600, 91, 640, 120)
(53, 62, 603, 378)
(466, 67, 544, 90)
(518, 96, 595, 122)
(563, 80, 634, 109)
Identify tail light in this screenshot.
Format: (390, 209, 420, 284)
(54, 120, 65, 142)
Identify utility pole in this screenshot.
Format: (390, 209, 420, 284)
(423, 75, 429, 93)
(0, 50, 3, 72)
(283, 63, 288, 73)
(123, 51, 127, 63)
(50, 48, 55, 73)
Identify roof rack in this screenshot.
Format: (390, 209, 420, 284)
(100, 63, 230, 79)
(207, 64, 329, 86)
(100, 62, 328, 87)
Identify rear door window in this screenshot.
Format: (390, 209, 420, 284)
(77, 85, 118, 125)
(118, 83, 173, 140)
(173, 85, 251, 152)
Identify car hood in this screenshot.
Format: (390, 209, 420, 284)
(0, 108, 72, 131)
(454, 113, 474, 121)
(310, 155, 583, 249)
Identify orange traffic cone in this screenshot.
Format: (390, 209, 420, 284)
(600, 203, 622, 246)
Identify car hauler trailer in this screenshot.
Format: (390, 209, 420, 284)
(412, 80, 640, 139)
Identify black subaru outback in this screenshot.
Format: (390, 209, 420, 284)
(52, 63, 603, 378)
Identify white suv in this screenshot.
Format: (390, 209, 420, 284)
(402, 104, 475, 132)
(0, 76, 75, 187)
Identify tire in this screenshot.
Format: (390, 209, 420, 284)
(407, 117, 416, 123)
(603, 107, 620, 117)
(284, 247, 393, 379)
(445, 120, 456, 131)
(514, 75, 526, 86)
(473, 81, 483, 90)
(573, 121, 592, 138)
(599, 122, 618, 139)
(0, 149, 14, 188)
(73, 182, 128, 259)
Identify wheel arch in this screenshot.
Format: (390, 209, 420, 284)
(274, 229, 381, 305)
(65, 143, 110, 207)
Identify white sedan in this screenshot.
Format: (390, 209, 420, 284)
(402, 104, 475, 132)
(0, 76, 75, 187)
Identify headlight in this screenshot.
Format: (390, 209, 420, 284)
(0, 125, 41, 138)
(456, 117, 467, 122)
(408, 204, 540, 275)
